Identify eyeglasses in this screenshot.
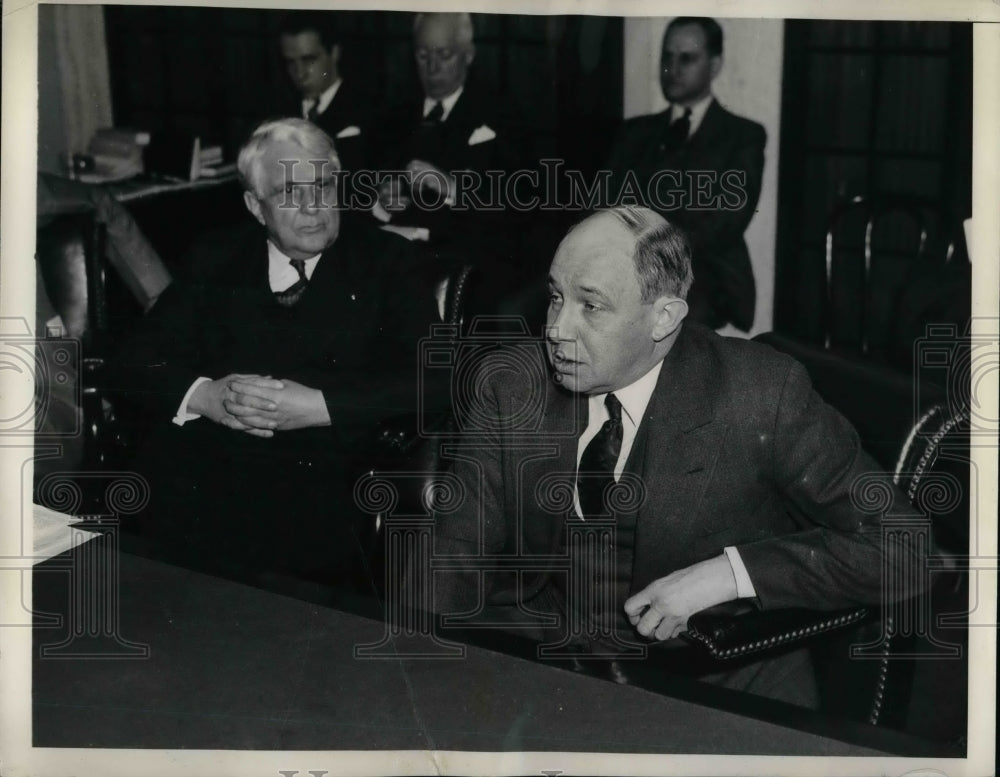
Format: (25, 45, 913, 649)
(415, 47, 459, 64)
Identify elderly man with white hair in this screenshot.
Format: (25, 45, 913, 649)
(374, 12, 524, 249)
(110, 117, 438, 594)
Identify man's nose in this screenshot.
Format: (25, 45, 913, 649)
(547, 304, 575, 342)
(297, 185, 321, 212)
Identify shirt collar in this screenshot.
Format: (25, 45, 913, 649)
(670, 93, 714, 136)
(303, 78, 343, 117)
(588, 359, 664, 430)
(423, 85, 464, 121)
(267, 240, 322, 274)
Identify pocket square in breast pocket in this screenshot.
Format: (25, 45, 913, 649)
(467, 125, 497, 146)
(336, 125, 362, 139)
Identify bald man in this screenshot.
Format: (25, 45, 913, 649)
(424, 207, 926, 708)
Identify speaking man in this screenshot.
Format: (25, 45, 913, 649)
(424, 206, 925, 707)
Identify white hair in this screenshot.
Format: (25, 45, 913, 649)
(237, 117, 340, 197)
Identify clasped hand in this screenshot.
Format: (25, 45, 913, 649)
(377, 159, 455, 214)
(623, 554, 739, 641)
(192, 374, 330, 438)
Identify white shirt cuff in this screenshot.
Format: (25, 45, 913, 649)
(172, 377, 211, 426)
(723, 546, 758, 599)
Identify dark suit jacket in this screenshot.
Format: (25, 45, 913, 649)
(110, 219, 438, 453)
(276, 78, 373, 178)
(375, 85, 525, 247)
(108, 219, 443, 579)
(432, 323, 924, 617)
(607, 100, 766, 332)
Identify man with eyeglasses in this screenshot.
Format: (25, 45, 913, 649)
(607, 17, 766, 334)
(110, 118, 438, 595)
(374, 12, 524, 250)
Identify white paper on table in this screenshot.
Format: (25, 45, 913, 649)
(32, 503, 100, 564)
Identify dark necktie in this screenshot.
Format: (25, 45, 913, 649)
(578, 394, 624, 519)
(424, 100, 444, 124)
(306, 101, 320, 124)
(274, 258, 309, 307)
(661, 107, 692, 151)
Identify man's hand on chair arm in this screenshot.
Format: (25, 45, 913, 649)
(624, 554, 739, 641)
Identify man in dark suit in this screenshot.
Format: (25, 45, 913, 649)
(276, 12, 371, 178)
(374, 12, 523, 249)
(607, 17, 765, 332)
(111, 118, 437, 592)
(423, 207, 925, 706)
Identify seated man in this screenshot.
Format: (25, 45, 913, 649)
(421, 206, 927, 707)
(110, 118, 439, 592)
(275, 11, 371, 178)
(373, 12, 524, 251)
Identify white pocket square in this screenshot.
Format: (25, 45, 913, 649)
(336, 125, 362, 139)
(467, 125, 497, 146)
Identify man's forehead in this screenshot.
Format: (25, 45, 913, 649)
(664, 23, 708, 51)
(416, 19, 461, 47)
(281, 31, 326, 54)
(553, 216, 637, 282)
(258, 141, 335, 181)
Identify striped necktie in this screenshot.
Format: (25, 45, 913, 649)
(274, 258, 309, 307)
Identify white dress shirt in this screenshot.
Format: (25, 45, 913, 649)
(171, 241, 322, 426)
(422, 86, 464, 121)
(573, 357, 757, 599)
(668, 93, 714, 139)
(302, 78, 342, 119)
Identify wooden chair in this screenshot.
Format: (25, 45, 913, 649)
(821, 194, 965, 362)
(34, 211, 119, 488)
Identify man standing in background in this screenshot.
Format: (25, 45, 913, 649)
(607, 17, 766, 332)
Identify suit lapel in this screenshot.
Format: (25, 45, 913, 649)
(517, 377, 585, 558)
(625, 325, 730, 590)
(683, 99, 726, 154)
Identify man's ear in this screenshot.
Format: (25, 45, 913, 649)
(651, 296, 689, 341)
(464, 44, 476, 66)
(243, 190, 265, 227)
(709, 54, 723, 81)
(330, 44, 342, 67)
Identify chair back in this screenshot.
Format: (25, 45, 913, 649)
(823, 194, 963, 359)
(36, 211, 108, 341)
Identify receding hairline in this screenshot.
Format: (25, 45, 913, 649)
(413, 12, 474, 47)
(554, 207, 691, 301)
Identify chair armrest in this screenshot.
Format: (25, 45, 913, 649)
(680, 600, 870, 660)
